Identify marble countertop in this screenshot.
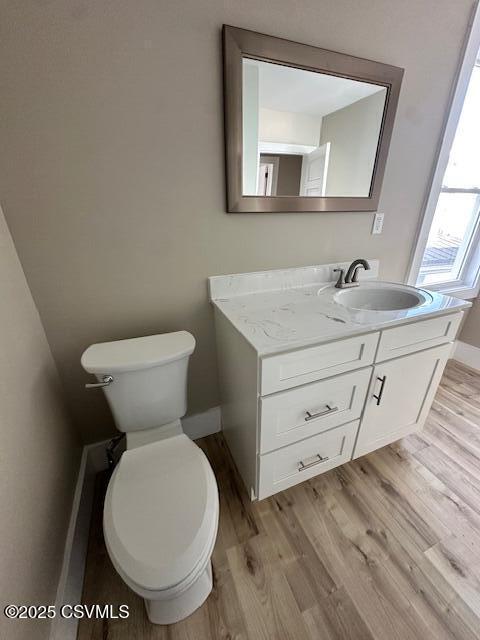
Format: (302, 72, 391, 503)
(209, 262, 471, 356)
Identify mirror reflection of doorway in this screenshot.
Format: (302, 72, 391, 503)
(300, 142, 330, 196)
(257, 153, 309, 196)
(257, 156, 279, 196)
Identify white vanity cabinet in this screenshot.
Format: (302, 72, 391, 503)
(214, 308, 463, 501)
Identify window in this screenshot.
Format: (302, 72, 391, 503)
(409, 9, 480, 298)
(417, 61, 480, 291)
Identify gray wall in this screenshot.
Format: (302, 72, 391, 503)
(320, 90, 387, 196)
(0, 209, 80, 640)
(276, 155, 303, 196)
(459, 300, 480, 348)
(0, 0, 474, 443)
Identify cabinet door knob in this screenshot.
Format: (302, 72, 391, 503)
(373, 375, 387, 405)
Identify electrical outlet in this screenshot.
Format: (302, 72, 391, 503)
(372, 212, 384, 235)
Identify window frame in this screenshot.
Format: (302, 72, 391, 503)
(407, 3, 480, 299)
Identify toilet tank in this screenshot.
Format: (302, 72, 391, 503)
(81, 332, 195, 433)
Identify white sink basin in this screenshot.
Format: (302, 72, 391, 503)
(334, 283, 431, 311)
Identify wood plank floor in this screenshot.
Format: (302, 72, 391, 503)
(78, 360, 480, 640)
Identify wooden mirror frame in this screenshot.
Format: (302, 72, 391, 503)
(223, 25, 404, 213)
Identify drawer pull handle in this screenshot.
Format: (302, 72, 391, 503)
(298, 454, 330, 471)
(373, 375, 387, 406)
(305, 405, 339, 421)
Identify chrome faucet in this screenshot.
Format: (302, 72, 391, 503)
(334, 259, 371, 289)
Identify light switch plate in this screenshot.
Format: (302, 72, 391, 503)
(372, 212, 384, 235)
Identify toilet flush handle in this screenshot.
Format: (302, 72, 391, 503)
(85, 374, 114, 389)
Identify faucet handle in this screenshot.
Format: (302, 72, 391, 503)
(333, 268, 345, 288)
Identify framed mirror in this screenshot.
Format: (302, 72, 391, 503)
(223, 26, 404, 213)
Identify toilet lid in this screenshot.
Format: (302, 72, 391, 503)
(104, 434, 218, 592)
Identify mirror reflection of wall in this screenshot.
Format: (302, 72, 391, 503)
(242, 58, 387, 197)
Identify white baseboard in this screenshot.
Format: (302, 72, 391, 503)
(452, 340, 480, 371)
(49, 406, 221, 639)
(50, 440, 109, 640)
(182, 406, 221, 440)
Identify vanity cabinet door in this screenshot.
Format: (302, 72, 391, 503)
(353, 343, 452, 458)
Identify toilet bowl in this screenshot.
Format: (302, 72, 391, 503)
(104, 434, 219, 624)
(81, 331, 219, 624)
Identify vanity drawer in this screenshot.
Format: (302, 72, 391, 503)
(257, 420, 358, 499)
(376, 312, 462, 362)
(260, 333, 379, 395)
(259, 368, 371, 453)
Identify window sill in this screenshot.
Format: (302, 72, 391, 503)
(423, 284, 479, 300)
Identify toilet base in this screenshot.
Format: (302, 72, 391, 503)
(144, 561, 213, 625)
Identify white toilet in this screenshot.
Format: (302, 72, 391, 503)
(81, 331, 219, 625)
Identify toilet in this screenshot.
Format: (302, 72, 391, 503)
(81, 331, 219, 625)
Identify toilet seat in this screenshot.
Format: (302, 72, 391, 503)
(103, 434, 219, 594)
